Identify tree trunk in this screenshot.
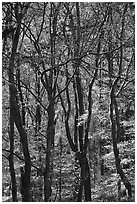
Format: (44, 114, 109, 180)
(8, 12, 31, 202)
(20, 165, 31, 202)
(110, 89, 132, 198)
(77, 179, 83, 202)
(8, 112, 18, 201)
(9, 51, 31, 203)
(16, 67, 26, 126)
(44, 101, 55, 201)
(76, 152, 91, 201)
(84, 157, 91, 201)
(10, 98, 31, 201)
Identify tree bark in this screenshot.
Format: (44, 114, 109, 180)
(44, 100, 55, 201)
(76, 152, 91, 201)
(16, 67, 26, 126)
(8, 113, 18, 201)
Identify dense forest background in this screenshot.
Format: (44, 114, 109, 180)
(2, 2, 135, 202)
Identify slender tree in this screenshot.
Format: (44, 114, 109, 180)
(107, 3, 134, 198)
(4, 3, 31, 201)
